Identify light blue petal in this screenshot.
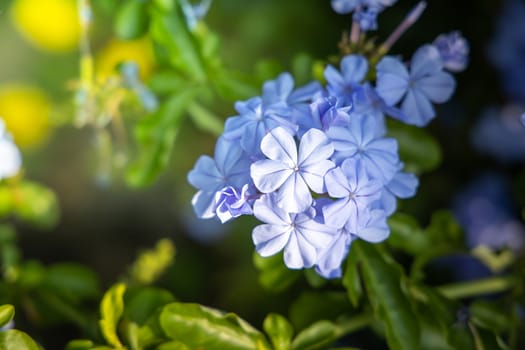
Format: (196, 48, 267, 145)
(289, 81, 324, 104)
(324, 65, 345, 88)
(187, 155, 222, 190)
(315, 232, 350, 278)
(356, 210, 390, 242)
(301, 159, 335, 193)
(331, 0, 358, 14)
(191, 190, 217, 219)
(326, 127, 358, 155)
(325, 167, 351, 198)
(375, 56, 409, 105)
(262, 72, 295, 105)
(415, 71, 456, 103)
(296, 213, 337, 247)
(253, 224, 291, 257)
(260, 127, 298, 166)
(298, 128, 334, 165)
(388, 171, 419, 198)
(276, 173, 312, 213)
(240, 121, 266, 155)
(410, 44, 443, 79)
(401, 88, 436, 126)
(251, 160, 292, 193)
(253, 195, 290, 225)
(284, 232, 317, 269)
(341, 55, 369, 83)
(214, 137, 245, 175)
(322, 197, 354, 228)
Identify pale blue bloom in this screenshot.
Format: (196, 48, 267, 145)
(378, 168, 419, 215)
(215, 184, 254, 223)
(0, 119, 22, 180)
(375, 45, 456, 126)
(252, 194, 335, 269)
(315, 226, 352, 278)
(325, 55, 369, 106)
(353, 6, 380, 31)
(330, 0, 397, 15)
(323, 158, 382, 228)
(433, 31, 469, 73)
(326, 114, 400, 184)
(188, 137, 252, 219)
(251, 127, 335, 213)
(262, 72, 323, 106)
(294, 96, 351, 136)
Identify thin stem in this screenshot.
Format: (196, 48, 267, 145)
(377, 1, 427, 56)
(437, 275, 516, 299)
(350, 6, 361, 44)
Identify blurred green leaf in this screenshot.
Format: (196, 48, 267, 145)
(156, 341, 191, 350)
(150, 2, 206, 81)
(0, 304, 14, 328)
(99, 283, 126, 348)
(470, 300, 511, 333)
(65, 339, 95, 350)
(126, 87, 201, 187)
(0, 330, 40, 350)
(0, 186, 13, 218)
(114, 0, 150, 40)
(159, 302, 271, 350)
(44, 263, 100, 301)
(290, 292, 352, 331)
(253, 252, 301, 292)
(342, 246, 363, 307)
(125, 287, 175, 326)
(187, 102, 224, 137)
(387, 213, 430, 254)
(291, 320, 338, 350)
(387, 120, 442, 173)
(292, 53, 315, 86)
(352, 242, 420, 350)
(263, 313, 294, 350)
(12, 181, 60, 229)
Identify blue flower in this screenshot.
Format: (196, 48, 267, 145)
(251, 127, 335, 213)
(375, 44, 456, 126)
(330, 0, 397, 15)
(262, 72, 322, 106)
(188, 137, 252, 219)
(294, 96, 351, 136)
(433, 31, 469, 73)
(325, 55, 368, 106)
(353, 6, 380, 31)
(252, 194, 335, 269)
(215, 184, 254, 223)
(378, 168, 419, 215)
(326, 114, 400, 184)
(323, 158, 382, 228)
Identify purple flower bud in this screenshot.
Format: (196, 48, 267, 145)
(433, 31, 469, 72)
(215, 184, 254, 223)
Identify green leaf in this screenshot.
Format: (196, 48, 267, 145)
(291, 320, 338, 350)
(126, 87, 200, 187)
(0, 186, 13, 218)
(289, 292, 353, 331)
(351, 242, 420, 350)
(125, 287, 175, 326)
(99, 283, 126, 348)
(0, 330, 41, 350)
(0, 304, 15, 328)
(253, 252, 301, 292)
(65, 339, 95, 350)
(156, 341, 191, 350)
(44, 263, 100, 301)
(263, 313, 294, 350)
(159, 302, 271, 350)
(150, 2, 206, 81)
(187, 102, 224, 136)
(387, 213, 430, 255)
(12, 181, 60, 229)
(342, 247, 362, 307)
(114, 0, 150, 40)
(387, 120, 442, 173)
(470, 300, 511, 333)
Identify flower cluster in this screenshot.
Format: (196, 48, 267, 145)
(0, 118, 21, 180)
(188, 2, 468, 278)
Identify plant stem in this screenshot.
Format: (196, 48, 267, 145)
(437, 275, 516, 299)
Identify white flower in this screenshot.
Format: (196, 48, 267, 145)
(0, 119, 22, 180)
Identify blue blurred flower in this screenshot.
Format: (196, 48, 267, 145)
(325, 55, 368, 106)
(375, 45, 456, 126)
(0, 118, 22, 180)
(433, 31, 469, 73)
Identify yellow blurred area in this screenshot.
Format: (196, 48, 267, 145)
(0, 85, 51, 150)
(96, 38, 155, 81)
(11, 0, 80, 53)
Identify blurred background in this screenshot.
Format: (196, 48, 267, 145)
(1, 0, 524, 348)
